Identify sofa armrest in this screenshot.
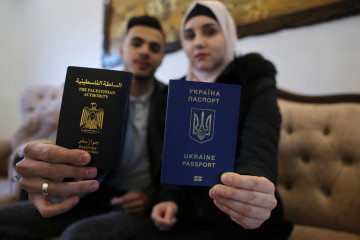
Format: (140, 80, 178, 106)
(0, 140, 11, 177)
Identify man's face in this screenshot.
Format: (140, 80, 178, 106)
(120, 25, 165, 81)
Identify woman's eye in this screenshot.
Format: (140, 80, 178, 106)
(204, 28, 218, 36)
(184, 32, 195, 40)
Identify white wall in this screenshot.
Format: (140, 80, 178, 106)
(156, 15, 360, 95)
(17, 1, 103, 86)
(0, 0, 22, 141)
(0, 0, 359, 140)
(237, 15, 360, 95)
(0, 0, 103, 140)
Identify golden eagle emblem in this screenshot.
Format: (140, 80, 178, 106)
(80, 102, 104, 134)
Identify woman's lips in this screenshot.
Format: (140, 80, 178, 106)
(195, 53, 208, 60)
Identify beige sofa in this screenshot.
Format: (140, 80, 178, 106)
(277, 89, 360, 240)
(0, 139, 14, 205)
(0, 87, 359, 239)
(0, 84, 63, 206)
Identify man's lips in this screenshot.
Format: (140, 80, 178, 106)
(135, 60, 150, 69)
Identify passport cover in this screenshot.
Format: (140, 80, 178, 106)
(56, 66, 132, 170)
(161, 80, 241, 186)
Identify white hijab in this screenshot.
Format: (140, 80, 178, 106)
(181, 0, 238, 82)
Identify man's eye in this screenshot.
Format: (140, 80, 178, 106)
(150, 45, 161, 53)
(131, 41, 142, 47)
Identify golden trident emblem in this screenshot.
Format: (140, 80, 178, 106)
(80, 102, 104, 134)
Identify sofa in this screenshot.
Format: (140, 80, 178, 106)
(276, 89, 360, 240)
(0, 84, 63, 206)
(0, 139, 13, 205)
(0, 87, 359, 239)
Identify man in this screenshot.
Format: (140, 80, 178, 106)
(0, 15, 167, 240)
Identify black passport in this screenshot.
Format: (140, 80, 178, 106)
(56, 66, 132, 169)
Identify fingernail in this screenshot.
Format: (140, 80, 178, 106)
(90, 182, 98, 192)
(85, 168, 97, 178)
(209, 188, 213, 197)
(79, 153, 90, 165)
(72, 196, 80, 205)
(222, 173, 231, 184)
(214, 186, 222, 195)
(210, 185, 222, 196)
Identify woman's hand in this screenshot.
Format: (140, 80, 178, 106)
(209, 172, 277, 229)
(151, 201, 178, 231)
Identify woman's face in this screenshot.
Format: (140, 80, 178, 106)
(182, 15, 226, 73)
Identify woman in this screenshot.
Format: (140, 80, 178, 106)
(138, 1, 293, 239)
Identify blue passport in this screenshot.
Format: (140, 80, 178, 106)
(161, 80, 241, 186)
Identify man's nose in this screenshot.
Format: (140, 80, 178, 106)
(139, 44, 150, 57)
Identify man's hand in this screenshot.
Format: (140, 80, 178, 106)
(110, 190, 151, 216)
(16, 141, 100, 218)
(151, 201, 178, 231)
(209, 172, 277, 229)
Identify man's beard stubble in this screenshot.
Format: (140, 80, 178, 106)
(133, 73, 152, 82)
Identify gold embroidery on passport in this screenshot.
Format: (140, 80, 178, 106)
(80, 102, 104, 134)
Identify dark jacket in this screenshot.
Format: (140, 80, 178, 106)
(158, 54, 292, 239)
(144, 79, 168, 201)
(97, 79, 168, 207)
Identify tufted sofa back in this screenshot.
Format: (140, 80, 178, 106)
(11, 85, 63, 149)
(277, 90, 360, 234)
(1, 84, 64, 204)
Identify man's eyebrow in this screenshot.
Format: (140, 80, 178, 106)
(149, 41, 161, 48)
(131, 36, 161, 45)
(130, 36, 145, 42)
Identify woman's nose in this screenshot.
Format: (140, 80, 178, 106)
(194, 34, 205, 48)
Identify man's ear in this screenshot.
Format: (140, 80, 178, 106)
(119, 45, 124, 58)
(159, 51, 165, 65)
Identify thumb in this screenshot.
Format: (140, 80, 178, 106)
(151, 204, 166, 221)
(163, 204, 177, 224)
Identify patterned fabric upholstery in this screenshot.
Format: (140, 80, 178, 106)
(277, 90, 360, 240)
(0, 85, 63, 206)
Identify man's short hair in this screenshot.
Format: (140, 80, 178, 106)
(126, 15, 163, 34)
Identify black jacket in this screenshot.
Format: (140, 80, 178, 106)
(98, 79, 168, 206)
(158, 54, 292, 239)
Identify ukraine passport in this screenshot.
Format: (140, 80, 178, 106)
(56, 66, 132, 170)
(161, 80, 241, 186)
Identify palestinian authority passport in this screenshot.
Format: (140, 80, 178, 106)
(56, 66, 132, 170)
(161, 80, 241, 186)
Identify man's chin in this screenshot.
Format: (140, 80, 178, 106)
(133, 74, 152, 82)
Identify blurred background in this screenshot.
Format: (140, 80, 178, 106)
(1, 0, 359, 140)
